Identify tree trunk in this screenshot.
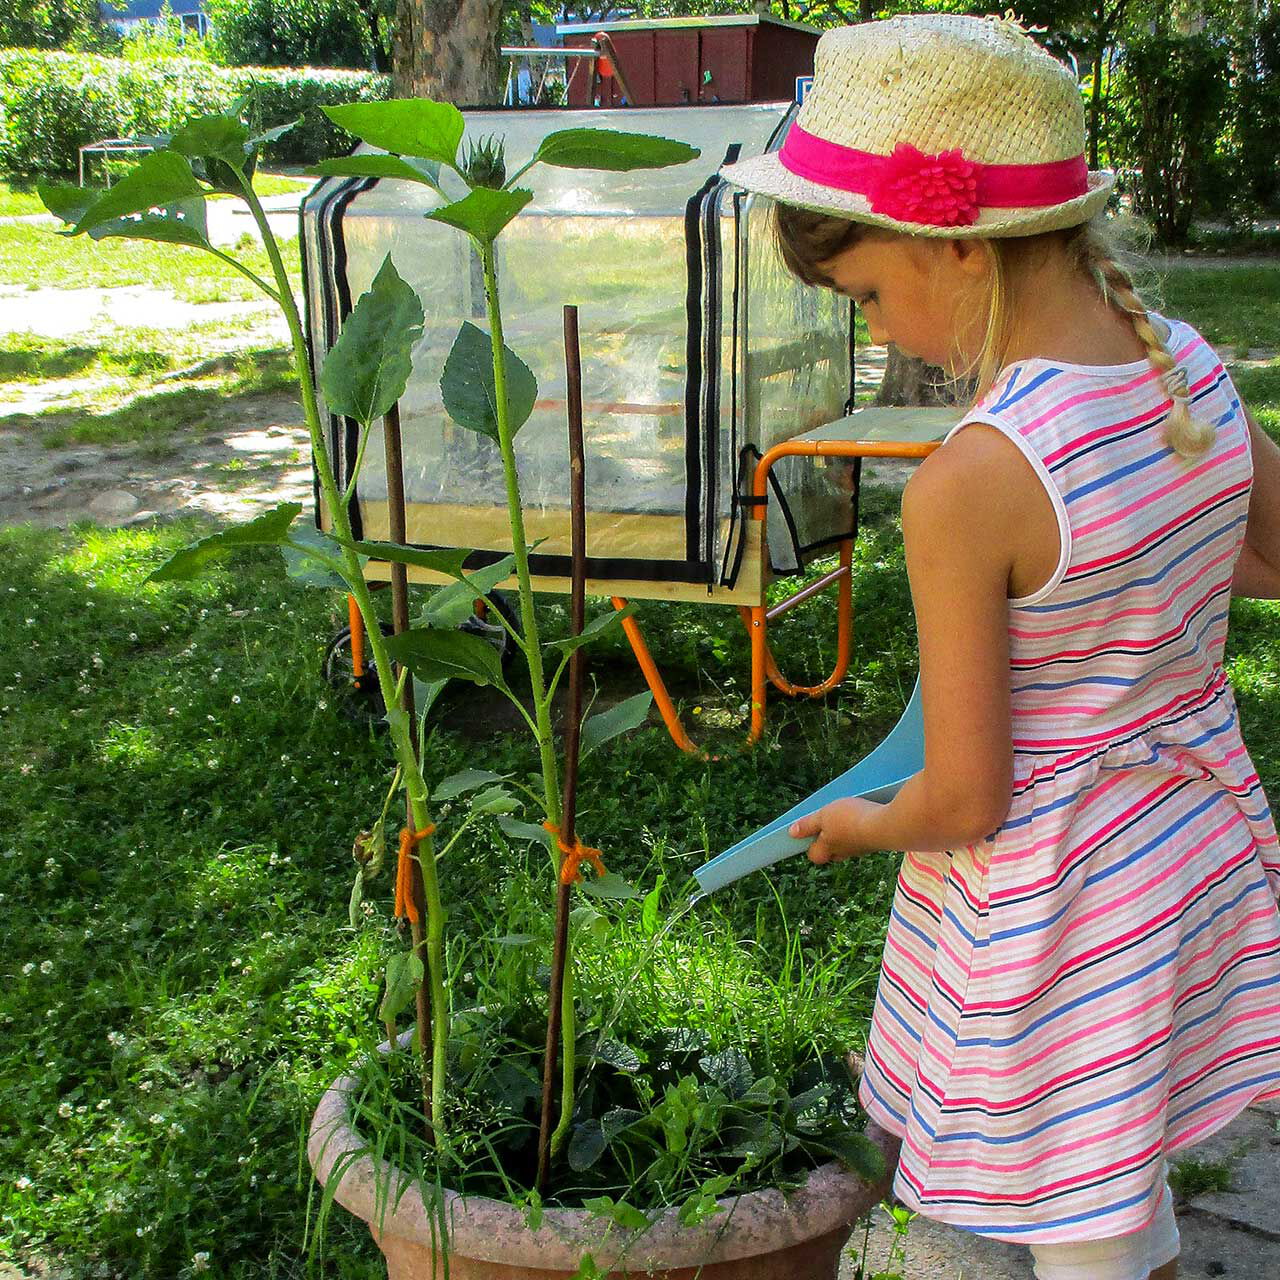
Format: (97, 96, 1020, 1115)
(392, 0, 503, 105)
(873, 347, 959, 407)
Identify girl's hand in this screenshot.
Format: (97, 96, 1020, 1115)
(790, 798, 884, 864)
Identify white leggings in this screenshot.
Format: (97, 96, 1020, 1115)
(1028, 1177, 1180, 1280)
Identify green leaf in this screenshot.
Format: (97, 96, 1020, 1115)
(494, 932, 536, 947)
(168, 114, 252, 169)
(580, 872, 640, 901)
(349, 541, 470, 578)
(432, 768, 510, 802)
(568, 1118, 607, 1172)
(282, 525, 348, 589)
(496, 815, 551, 845)
(379, 950, 424, 1024)
(41, 180, 212, 251)
(147, 503, 302, 582)
(384, 627, 505, 687)
(426, 187, 532, 242)
(320, 254, 424, 425)
(68, 151, 206, 235)
(699, 1049, 753, 1098)
(583, 1197, 649, 1232)
(676, 1174, 732, 1228)
(545, 604, 634, 656)
(580, 692, 653, 757)
(530, 128, 699, 172)
(641, 873, 665, 937)
(570, 904, 608, 946)
(308, 154, 442, 188)
(412, 677, 447, 726)
(421, 555, 516, 628)
(589, 1037, 643, 1073)
(321, 100, 465, 166)
(440, 321, 537, 442)
(813, 1131, 886, 1184)
(471, 785, 519, 815)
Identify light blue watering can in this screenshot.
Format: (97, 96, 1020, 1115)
(692, 677, 923, 898)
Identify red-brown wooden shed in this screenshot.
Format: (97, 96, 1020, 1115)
(555, 14, 820, 109)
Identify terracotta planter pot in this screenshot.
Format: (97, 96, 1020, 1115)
(309, 1064, 895, 1280)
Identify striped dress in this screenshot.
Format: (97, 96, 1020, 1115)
(857, 315, 1280, 1244)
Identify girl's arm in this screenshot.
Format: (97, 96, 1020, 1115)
(1232, 407, 1280, 600)
(792, 425, 1022, 861)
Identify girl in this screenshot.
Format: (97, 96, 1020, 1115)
(721, 15, 1280, 1280)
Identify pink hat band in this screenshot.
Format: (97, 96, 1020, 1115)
(779, 123, 1090, 229)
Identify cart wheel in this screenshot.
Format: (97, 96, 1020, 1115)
(458, 590, 520, 671)
(322, 621, 393, 725)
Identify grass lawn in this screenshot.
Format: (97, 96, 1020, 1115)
(0, 223, 302, 304)
(1, 264, 1278, 1278)
(0, 173, 315, 219)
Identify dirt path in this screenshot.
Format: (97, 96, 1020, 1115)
(0, 390, 312, 528)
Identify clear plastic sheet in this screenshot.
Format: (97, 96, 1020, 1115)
(301, 103, 853, 590)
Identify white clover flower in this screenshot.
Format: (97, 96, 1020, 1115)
(21, 963, 34, 976)
(57, 1102, 72, 1118)
(108, 1031, 125, 1047)
(139, 1080, 153, 1093)
(192, 1251, 211, 1272)
(39, 960, 53, 974)
(15, 1176, 32, 1190)
(231, 695, 241, 704)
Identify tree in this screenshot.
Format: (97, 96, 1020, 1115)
(392, 0, 503, 102)
(0, 0, 108, 50)
(207, 0, 383, 69)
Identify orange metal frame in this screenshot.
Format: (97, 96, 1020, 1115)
(344, 435, 942, 753)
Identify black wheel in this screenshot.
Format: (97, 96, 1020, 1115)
(322, 620, 392, 725)
(458, 590, 520, 671)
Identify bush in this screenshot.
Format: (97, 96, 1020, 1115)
(1109, 32, 1231, 247)
(206, 0, 389, 72)
(1235, 11, 1280, 214)
(0, 49, 390, 178)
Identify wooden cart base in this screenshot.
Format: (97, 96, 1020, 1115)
(346, 407, 956, 752)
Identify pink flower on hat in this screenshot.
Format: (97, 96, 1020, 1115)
(869, 144, 980, 227)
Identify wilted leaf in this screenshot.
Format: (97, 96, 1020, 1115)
(147, 503, 302, 582)
(320, 254, 424, 425)
(322, 99, 464, 166)
(426, 187, 532, 242)
(531, 129, 699, 172)
(440, 321, 537, 441)
(384, 627, 505, 687)
(544, 604, 634, 656)
(580, 692, 652, 757)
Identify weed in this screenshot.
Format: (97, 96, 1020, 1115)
(1169, 1156, 1234, 1199)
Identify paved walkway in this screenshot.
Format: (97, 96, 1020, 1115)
(844, 1098, 1280, 1279)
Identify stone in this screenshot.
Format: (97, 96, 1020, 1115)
(1191, 1144, 1280, 1240)
(87, 489, 140, 521)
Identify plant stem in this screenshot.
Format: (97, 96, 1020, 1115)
(478, 240, 577, 1160)
(242, 182, 450, 1135)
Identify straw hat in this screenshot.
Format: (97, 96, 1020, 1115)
(720, 14, 1113, 238)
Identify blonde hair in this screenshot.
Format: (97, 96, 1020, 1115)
(773, 205, 1215, 460)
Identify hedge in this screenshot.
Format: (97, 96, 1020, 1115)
(0, 49, 391, 178)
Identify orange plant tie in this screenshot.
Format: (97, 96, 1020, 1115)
(393, 825, 435, 925)
(542, 820, 607, 886)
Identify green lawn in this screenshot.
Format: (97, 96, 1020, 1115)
(1, 263, 1279, 1279)
(0, 223, 302, 303)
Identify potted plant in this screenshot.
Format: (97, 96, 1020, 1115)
(40, 95, 891, 1279)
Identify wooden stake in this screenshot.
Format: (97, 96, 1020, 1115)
(383, 402, 431, 1131)
(536, 305, 587, 1192)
